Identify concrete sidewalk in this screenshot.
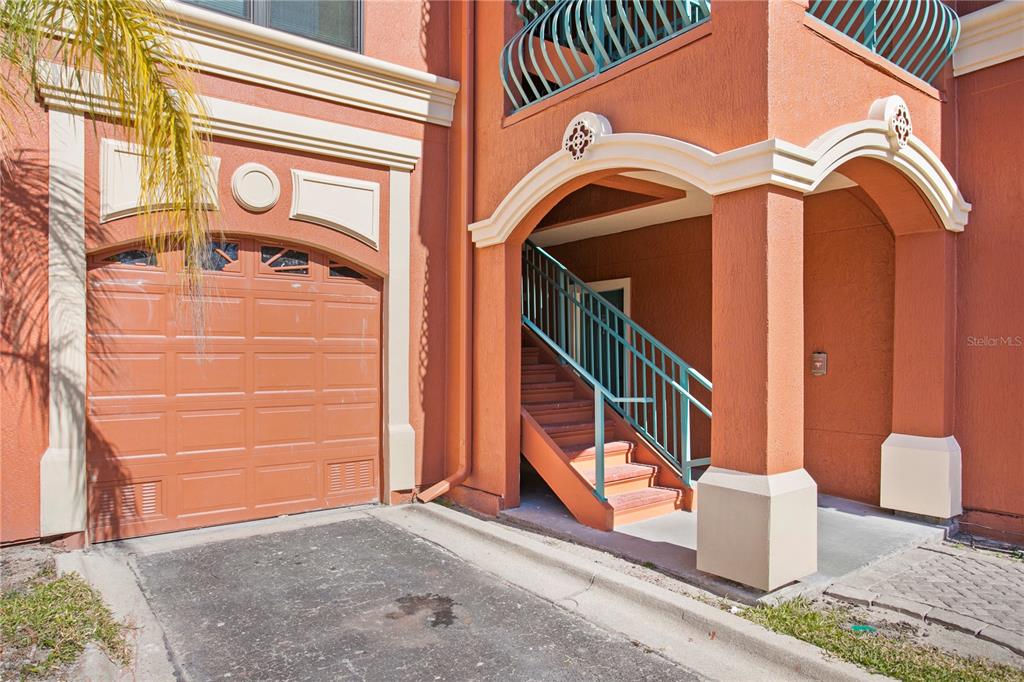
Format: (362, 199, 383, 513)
(502, 472, 945, 604)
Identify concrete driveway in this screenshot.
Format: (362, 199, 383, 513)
(131, 512, 698, 681)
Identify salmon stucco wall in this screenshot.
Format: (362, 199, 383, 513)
(954, 56, 1024, 543)
(544, 186, 894, 503)
(804, 189, 894, 505)
(0, 87, 49, 543)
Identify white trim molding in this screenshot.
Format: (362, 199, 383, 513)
(953, 1, 1024, 77)
(162, 1, 459, 126)
(39, 110, 88, 537)
(289, 170, 381, 249)
(469, 101, 971, 246)
(386, 169, 417, 492)
(36, 62, 423, 171)
(100, 138, 220, 222)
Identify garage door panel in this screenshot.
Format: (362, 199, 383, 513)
(90, 352, 167, 398)
(322, 301, 379, 340)
(253, 462, 318, 508)
(88, 238, 382, 541)
(177, 295, 246, 339)
(89, 291, 169, 337)
(88, 412, 168, 460)
(176, 409, 247, 455)
(253, 353, 317, 393)
(254, 298, 317, 338)
(323, 403, 379, 441)
(177, 469, 247, 517)
(176, 353, 246, 395)
(323, 353, 378, 389)
(253, 405, 316, 447)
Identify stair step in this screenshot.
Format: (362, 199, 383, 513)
(524, 399, 593, 425)
(547, 421, 615, 447)
(521, 364, 558, 384)
(578, 463, 656, 486)
(607, 486, 683, 525)
(565, 440, 633, 466)
(522, 381, 575, 402)
(521, 347, 541, 365)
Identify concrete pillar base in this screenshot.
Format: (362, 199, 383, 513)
(696, 467, 817, 591)
(880, 433, 962, 520)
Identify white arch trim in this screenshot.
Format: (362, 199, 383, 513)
(469, 99, 971, 247)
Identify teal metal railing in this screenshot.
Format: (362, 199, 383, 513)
(807, 0, 960, 84)
(502, 0, 711, 112)
(522, 241, 712, 496)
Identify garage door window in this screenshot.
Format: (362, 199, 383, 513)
(103, 248, 157, 267)
(204, 241, 240, 272)
(260, 245, 310, 276)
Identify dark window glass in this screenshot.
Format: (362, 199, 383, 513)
(104, 249, 156, 267)
(181, 1, 360, 52)
(261, 246, 309, 275)
(203, 242, 239, 271)
(329, 264, 367, 279)
(269, 1, 359, 50)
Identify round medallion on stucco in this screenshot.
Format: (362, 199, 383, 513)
(561, 112, 612, 161)
(231, 163, 280, 212)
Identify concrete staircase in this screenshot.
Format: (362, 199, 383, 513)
(520, 331, 692, 531)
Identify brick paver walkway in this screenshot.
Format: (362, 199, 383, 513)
(827, 543, 1024, 656)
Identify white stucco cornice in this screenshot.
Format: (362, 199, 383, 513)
(953, 1, 1024, 77)
(36, 62, 423, 171)
(469, 102, 971, 247)
(158, 0, 459, 126)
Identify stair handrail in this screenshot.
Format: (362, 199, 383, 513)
(523, 316, 653, 501)
(522, 240, 712, 485)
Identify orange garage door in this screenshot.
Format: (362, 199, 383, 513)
(86, 237, 381, 541)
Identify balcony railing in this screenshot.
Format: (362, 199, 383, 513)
(501, 0, 711, 112)
(807, 0, 960, 84)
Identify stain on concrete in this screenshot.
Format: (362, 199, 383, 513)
(387, 593, 457, 627)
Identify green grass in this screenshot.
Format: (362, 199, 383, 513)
(743, 598, 1024, 682)
(0, 567, 131, 678)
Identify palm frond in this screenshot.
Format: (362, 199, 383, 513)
(1, 0, 211, 330)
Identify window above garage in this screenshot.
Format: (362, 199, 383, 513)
(181, 0, 361, 52)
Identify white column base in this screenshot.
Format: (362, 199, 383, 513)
(880, 434, 962, 519)
(40, 447, 87, 536)
(387, 423, 417, 493)
(697, 467, 817, 591)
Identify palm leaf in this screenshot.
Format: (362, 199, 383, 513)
(1, 0, 212, 332)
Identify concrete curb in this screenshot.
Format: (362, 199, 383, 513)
(55, 551, 177, 681)
(379, 503, 882, 681)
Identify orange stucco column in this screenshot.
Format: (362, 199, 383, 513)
(892, 230, 956, 437)
(698, 185, 816, 591)
(463, 242, 521, 512)
(879, 229, 962, 520)
(709, 186, 805, 475)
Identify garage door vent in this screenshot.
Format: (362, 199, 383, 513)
(94, 481, 161, 523)
(328, 460, 374, 494)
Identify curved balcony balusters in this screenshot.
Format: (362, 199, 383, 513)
(807, 0, 961, 84)
(502, 0, 711, 112)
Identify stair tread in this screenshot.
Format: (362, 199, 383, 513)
(564, 440, 634, 458)
(578, 463, 656, 484)
(544, 420, 614, 433)
(524, 399, 591, 410)
(607, 487, 681, 511)
(522, 363, 557, 372)
(522, 380, 575, 391)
